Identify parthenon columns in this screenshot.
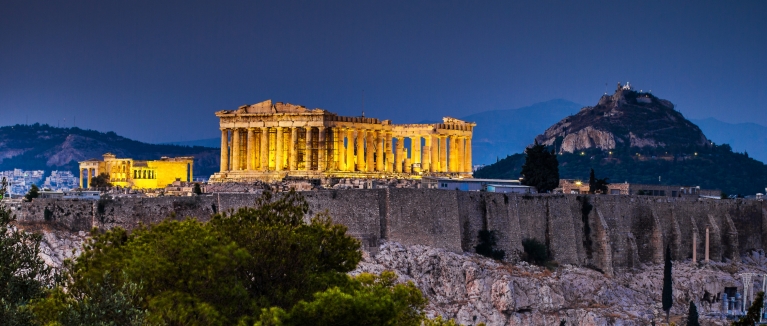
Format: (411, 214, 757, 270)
(260, 127, 268, 171)
(355, 130, 365, 171)
(305, 127, 313, 171)
(464, 137, 472, 173)
(232, 129, 241, 171)
(318, 128, 326, 172)
(429, 135, 438, 172)
(395, 137, 404, 173)
(220, 129, 229, 171)
(422, 135, 431, 172)
(411, 136, 421, 172)
(247, 129, 256, 170)
(365, 130, 374, 172)
(375, 131, 383, 172)
(439, 136, 447, 173)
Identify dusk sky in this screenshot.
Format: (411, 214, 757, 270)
(2, 1, 766, 144)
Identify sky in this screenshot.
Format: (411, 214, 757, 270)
(1, 1, 766, 143)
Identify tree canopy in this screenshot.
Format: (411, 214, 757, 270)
(89, 173, 112, 189)
(520, 142, 559, 193)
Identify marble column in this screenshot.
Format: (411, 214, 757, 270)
(305, 127, 313, 170)
(356, 129, 365, 171)
(260, 127, 269, 171)
(365, 130, 374, 172)
(465, 137, 472, 173)
(422, 135, 431, 172)
(289, 127, 298, 170)
(411, 136, 421, 172)
(338, 128, 347, 171)
(395, 137, 404, 172)
(232, 129, 241, 171)
(456, 136, 464, 173)
(375, 131, 383, 171)
(385, 133, 393, 172)
(430, 135, 439, 172)
(247, 128, 256, 170)
(318, 127, 326, 171)
(332, 128, 341, 171)
(346, 129, 354, 171)
(439, 136, 447, 172)
(275, 127, 283, 171)
(220, 129, 229, 172)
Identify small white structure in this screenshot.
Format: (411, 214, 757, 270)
(422, 177, 535, 193)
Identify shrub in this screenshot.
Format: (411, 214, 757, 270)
(522, 238, 549, 266)
(475, 230, 505, 260)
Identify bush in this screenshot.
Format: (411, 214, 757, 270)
(475, 230, 505, 260)
(522, 238, 549, 266)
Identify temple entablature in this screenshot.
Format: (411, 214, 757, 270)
(211, 99, 476, 182)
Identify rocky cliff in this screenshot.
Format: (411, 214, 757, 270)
(534, 85, 709, 153)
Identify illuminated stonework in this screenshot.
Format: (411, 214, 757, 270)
(79, 153, 194, 189)
(210, 100, 475, 182)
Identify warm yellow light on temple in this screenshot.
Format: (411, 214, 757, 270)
(79, 153, 193, 189)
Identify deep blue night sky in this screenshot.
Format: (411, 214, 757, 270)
(2, 1, 765, 143)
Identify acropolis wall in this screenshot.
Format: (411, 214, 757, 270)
(210, 100, 475, 182)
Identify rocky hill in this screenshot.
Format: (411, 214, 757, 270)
(535, 85, 709, 153)
(0, 124, 220, 177)
(476, 87, 767, 195)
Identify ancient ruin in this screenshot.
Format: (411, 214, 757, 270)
(78, 153, 194, 189)
(210, 100, 475, 182)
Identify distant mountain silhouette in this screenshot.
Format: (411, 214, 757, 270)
(461, 99, 583, 164)
(691, 118, 767, 163)
(0, 124, 220, 178)
(164, 138, 221, 148)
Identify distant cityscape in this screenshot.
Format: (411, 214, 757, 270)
(0, 169, 79, 195)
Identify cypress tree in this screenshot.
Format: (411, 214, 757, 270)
(520, 141, 559, 193)
(686, 301, 699, 326)
(588, 168, 596, 193)
(662, 245, 673, 324)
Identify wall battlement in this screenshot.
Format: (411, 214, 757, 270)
(13, 190, 766, 275)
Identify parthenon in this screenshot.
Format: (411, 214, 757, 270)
(210, 100, 475, 182)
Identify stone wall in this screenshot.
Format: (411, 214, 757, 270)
(13, 190, 766, 274)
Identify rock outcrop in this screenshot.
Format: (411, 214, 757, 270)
(355, 241, 767, 326)
(534, 86, 709, 153)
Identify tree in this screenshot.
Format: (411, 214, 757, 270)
(192, 183, 202, 195)
(522, 238, 549, 266)
(662, 245, 673, 324)
(733, 291, 764, 326)
(686, 300, 698, 326)
(475, 230, 505, 260)
(520, 141, 559, 193)
(588, 169, 609, 194)
(89, 173, 112, 189)
(24, 184, 40, 202)
(34, 190, 426, 325)
(0, 178, 52, 325)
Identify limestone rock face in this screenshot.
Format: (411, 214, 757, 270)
(355, 241, 766, 326)
(534, 89, 709, 154)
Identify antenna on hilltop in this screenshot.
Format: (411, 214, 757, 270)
(361, 90, 365, 117)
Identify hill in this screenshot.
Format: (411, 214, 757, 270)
(0, 124, 220, 178)
(476, 87, 767, 196)
(691, 117, 767, 163)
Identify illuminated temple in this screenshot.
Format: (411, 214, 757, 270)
(210, 100, 475, 182)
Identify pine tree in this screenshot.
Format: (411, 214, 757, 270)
(520, 141, 559, 193)
(686, 301, 699, 326)
(24, 184, 40, 202)
(662, 245, 673, 324)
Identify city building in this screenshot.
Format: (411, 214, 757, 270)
(78, 153, 194, 189)
(210, 100, 475, 182)
(422, 177, 534, 193)
(43, 170, 79, 191)
(0, 169, 45, 195)
(558, 179, 721, 198)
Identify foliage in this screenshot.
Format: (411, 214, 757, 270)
(662, 245, 673, 323)
(476, 144, 767, 196)
(522, 238, 550, 266)
(24, 184, 39, 202)
(35, 190, 430, 325)
(686, 300, 699, 326)
(423, 316, 463, 326)
(89, 173, 112, 189)
(588, 169, 609, 194)
(475, 230, 505, 260)
(192, 183, 202, 195)
(520, 141, 559, 193)
(0, 178, 53, 325)
(31, 272, 149, 326)
(255, 271, 426, 326)
(732, 291, 764, 326)
(560, 320, 567, 326)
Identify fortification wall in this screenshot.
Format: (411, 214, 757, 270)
(12, 190, 766, 274)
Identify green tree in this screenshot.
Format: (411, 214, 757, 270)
(662, 245, 673, 324)
(0, 178, 52, 325)
(520, 141, 559, 193)
(35, 190, 426, 326)
(686, 300, 698, 326)
(588, 169, 609, 194)
(475, 230, 505, 260)
(733, 291, 764, 326)
(24, 184, 40, 202)
(192, 183, 202, 195)
(522, 238, 550, 266)
(89, 173, 112, 189)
